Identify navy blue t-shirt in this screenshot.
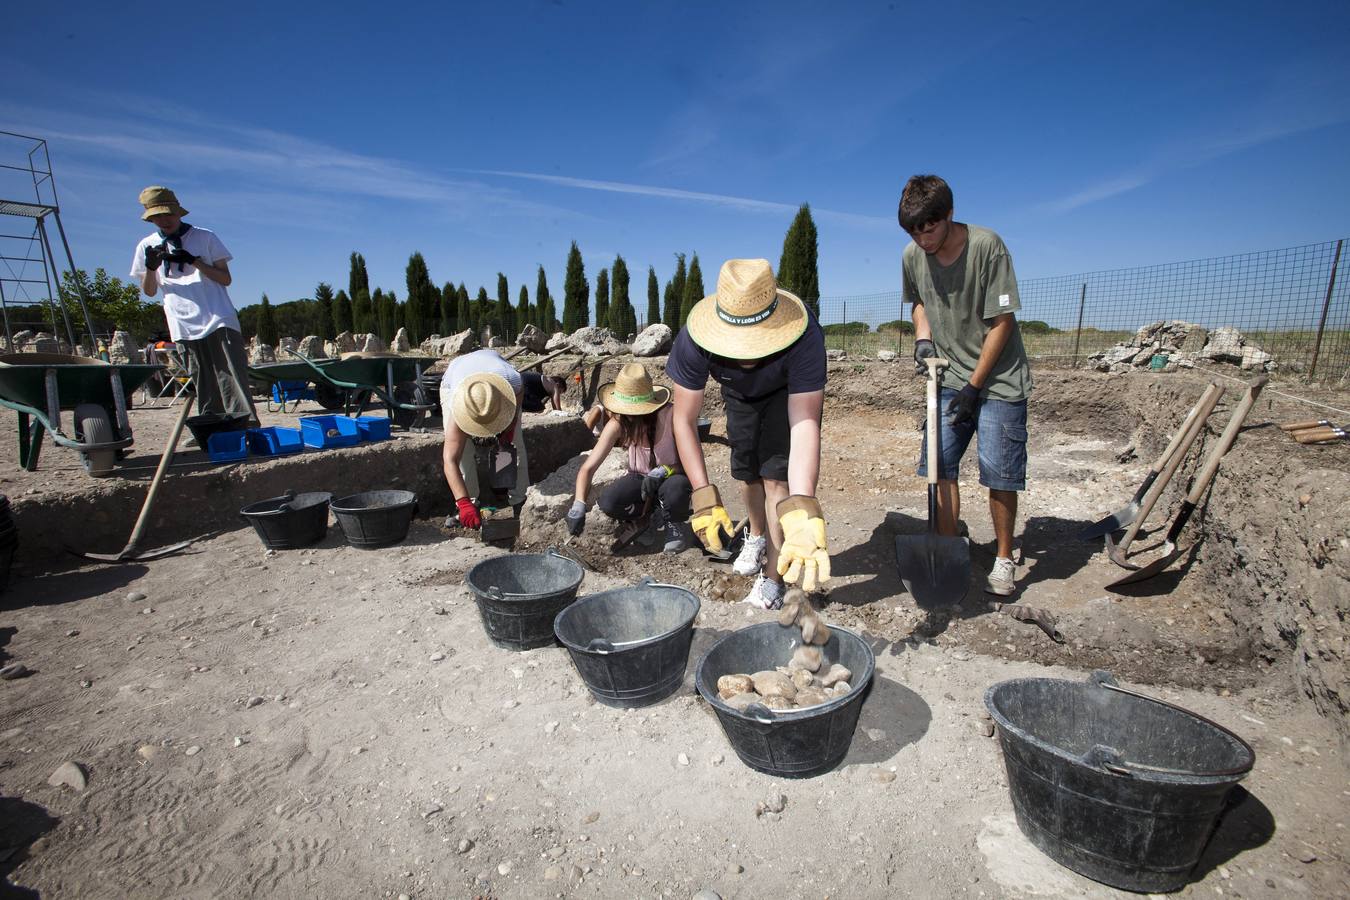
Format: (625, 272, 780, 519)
(666, 312, 828, 401)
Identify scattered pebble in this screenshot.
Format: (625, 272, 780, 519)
(456, 838, 474, 854)
(246, 696, 265, 708)
(977, 720, 996, 738)
(126, 591, 146, 603)
(65, 629, 79, 637)
(544, 865, 563, 880)
(693, 890, 722, 900)
(421, 802, 443, 819)
(185, 745, 201, 756)
(430, 652, 446, 662)
(397, 894, 410, 900)
(677, 752, 690, 766)
(79, 680, 92, 689)
(1298, 849, 1317, 863)
(141, 608, 154, 615)
(583, 811, 600, 824)
(711, 754, 724, 766)
(497, 861, 512, 876)
(48, 761, 88, 791)
(233, 737, 245, 748)
(727, 863, 744, 874)
(502, 699, 519, 709)
(874, 771, 897, 784)
(544, 721, 559, 734)
(754, 793, 787, 817)
(136, 745, 158, 762)
(0, 663, 33, 680)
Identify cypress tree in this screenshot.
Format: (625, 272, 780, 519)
(536, 265, 555, 332)
(258, 294, 279, 346)
(314, 282, 336, 340)
(594, 268, 609, 333)
(562, 241, 588, 332)
(646, 266, 660, 330)
(495, 273, 513, 338)
(608, 255, 632, 336)
(679, 254, 704, 327)
(348, 252, 370, 303)
(517, 285, 530, 331)
(404, 252, 436, 345)
(664, 254, 686, 329)
(475, 287, 490, 337)
(372, 288, 388, 341)
(778, 203, 821, 316)
(352, 288, 373, 335)
(333, 289, 353, 335)
(456, 283, 471, 334)
(440, 282, 456, 334)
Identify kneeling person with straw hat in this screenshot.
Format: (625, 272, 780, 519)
(667, 258, 828, 609)
(565, 363, 694, 553)
(440, 349, 529, 528)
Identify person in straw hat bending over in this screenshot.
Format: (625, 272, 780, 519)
(666, 258, 829, 610)
(130, 186, 257, 425)
(564, 363, 694, 553)
(440, 348, 529, 528)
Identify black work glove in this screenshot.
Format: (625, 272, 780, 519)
(564, 499, 586, 536)
(946, 383, 981, 426)
(641, 465, 673, 503)
(144, 243, 167, 270)
(163, 247, 198, 266)
(913, 338, 937, 375)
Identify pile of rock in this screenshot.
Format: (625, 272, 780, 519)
(631, 323, 672, 357)
(1089, 321, 1275, 373)
(7, 330, 63, 354)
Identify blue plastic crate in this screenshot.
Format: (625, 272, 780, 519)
(206, 430, 249, 462)
(247, 426, 304, 456)
(271, 380, 316, 403)
(355, 416, 392, 442)
(299, 415, 362, 449)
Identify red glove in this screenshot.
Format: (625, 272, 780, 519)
(456, 496, 481, 529)
(500, 422, 516, 445)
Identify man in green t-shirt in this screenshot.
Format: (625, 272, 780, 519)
(898, 174, 1033, 597)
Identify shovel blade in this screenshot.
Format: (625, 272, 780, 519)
(70, 538, 195, 564)
(1106, 541, 1181, 588)
(1076, 501, 1140, 542)
(1103, 530, 1142, 570)
(895, 533, 970, 608)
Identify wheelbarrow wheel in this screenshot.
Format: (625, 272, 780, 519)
(313, 381, 347, 412)
(390, 383, 422, 430)
(74, 403, 117, 478)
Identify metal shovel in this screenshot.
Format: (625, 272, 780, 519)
(71, 397, 198, 563)
(1107, 376, 1267, 588)
(1077, 383, 1223, 540)
(895, 357, 970, 607)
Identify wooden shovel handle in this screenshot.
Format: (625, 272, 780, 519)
(1295, 426, 1347, 444)
(1183, 376, 1268, 504)
(924, 357, 950, 486)
(1149, 383, 1223, 474)
(1117, 383, 1223, 550)
(1280, 419, 1330, 432)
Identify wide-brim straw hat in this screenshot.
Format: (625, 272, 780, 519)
(686, 258, 807, 360)
(451, 372, 517, 437)
(598, 363, 671, 416)
(139, 185, 189, 220)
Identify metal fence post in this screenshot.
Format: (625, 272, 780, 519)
(1071, 282, 1087, 369)
(1308, 238, 1343, 379)
(842, 300, 847, 357)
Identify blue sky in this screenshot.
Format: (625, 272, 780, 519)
(3, 0, 1349, 325)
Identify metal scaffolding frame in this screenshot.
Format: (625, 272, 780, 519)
(0, 131, 97, 349)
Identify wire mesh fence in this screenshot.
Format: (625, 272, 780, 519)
(818, 238, 1350, 380)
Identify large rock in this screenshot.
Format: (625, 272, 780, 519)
(419, 334, 442, 355)
(360, 333, 387, 354)
(333, 331, 358, 354)
(545, 331, 570, 351)
(440, 329, 479, 358)
(1200, 326, 1244, 363)
(107, 330, 140, 364)
(11, 330, 34, 347)
(569, 326, 625, 355)
(1179, 325, 1208, 354)
(826, 349, 846, 361)
(297, 335, 326, 358)
(1240, 345, 1273, 371)
(520, 446, 628, 538)
(390, 327, 411, 352)
(278, 336, 298, 355)
(248, 342, 277, 364)
(24, 332, 60, 353)
(516, 324, 549, 353)
(488, 336, 507, 348)
(877, 349, 898, 362)
(631, 323, 673, 357)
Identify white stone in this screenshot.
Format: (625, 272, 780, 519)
(107, 330, 140, 363)
(332, 331, 358, 354)
(390, 328, 411, 352)
(631, 323, 673, 357)
(516, 324, 549, 353)
(519, 446, 628, 531)
(360, 333, 387, 354)
(439, 329, 479, 358)
(877, 349, 898, 362)
(248, 342, 277, 365)
(545, 331, 570, 351)
(48, 761, 88, 791)
(297, 335, 326, 358)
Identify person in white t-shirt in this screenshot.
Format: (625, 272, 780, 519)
(130, 186, 257, 424)
(439, 348, 529, 528)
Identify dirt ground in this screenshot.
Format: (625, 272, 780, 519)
(1, 362, 1347, 899)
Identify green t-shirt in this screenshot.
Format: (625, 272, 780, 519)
(902, 223, 1033, 401)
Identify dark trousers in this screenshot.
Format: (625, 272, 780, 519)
(598, 472, 693, 521)
(180, 327, 258, 423)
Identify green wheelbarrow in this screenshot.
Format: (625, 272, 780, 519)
(0, 353, 163, 476)
(277, 351, 438, 430)
(248, 358, 345, 412)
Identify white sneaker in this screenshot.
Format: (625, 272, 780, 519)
(985, 556, 1017, 596)
(733, 532, 767, 576)
(740, 574, 784, 610)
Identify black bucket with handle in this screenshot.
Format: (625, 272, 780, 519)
(984, 670, 1255, 893)
(239, 490, 331, 550)
(465, 549, 585, 651)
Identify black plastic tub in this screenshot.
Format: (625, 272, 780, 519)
(465, 550, 585, 650)
(330, 490, 417, 549)
(185, 413, 251, 449)
(985, 671, 1255, 893)
(554, 578, 700, 708)
(695, 622, 875, 778)
(239, 491, 331, 550)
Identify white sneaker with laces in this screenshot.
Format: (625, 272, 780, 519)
(985, 556, 1017, 596)
(733, 532, 767, 576)
(740, 574, 784, 610)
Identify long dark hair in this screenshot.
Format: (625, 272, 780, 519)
(616, 410, 659, 452)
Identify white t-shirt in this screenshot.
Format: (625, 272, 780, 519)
(440, 348, 524, 396)
(130, 226, 241, 341)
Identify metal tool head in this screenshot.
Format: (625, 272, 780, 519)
(1076, 501, 1142, 542)
(73, 538, 196, 564)
(1106, 539, 1181, 588)
(894, 532, 970, 608)
(1103, 529, 1142, 571)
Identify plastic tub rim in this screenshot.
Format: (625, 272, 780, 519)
(466, 548, 584, 603)
(330, 489, 418, 514)
(553, 577, 700, 656)
(239, 491, 332, 518)
(694, 621, 876, 721)
(983, 672, 1255, 785)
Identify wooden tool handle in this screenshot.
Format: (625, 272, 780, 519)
(1117, 383, 1223, 550)
(1184, 376, 1267, 504)
(1294, 426, 1344, 443)
(924, 357, 950, 487)
(1280, 419, 1329, 431)
(1149, 383, 1223, 474)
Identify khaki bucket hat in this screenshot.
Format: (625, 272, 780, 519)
(685, 258, 807, 360)
(597, 363, 671, 416)
(139, 186, 189, 220)
(451, 372, 517, 438)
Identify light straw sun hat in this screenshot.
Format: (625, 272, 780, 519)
(451, 372, 517, 437)
(138, 186, 189, 220)
(685, 258, 807, 360)
(598, 363, 671, 416)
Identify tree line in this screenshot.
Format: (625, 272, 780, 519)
(235, 203, 821, 346)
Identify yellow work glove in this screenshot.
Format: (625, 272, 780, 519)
(776, 495, 830, 592)
(689, 484, 734, 554)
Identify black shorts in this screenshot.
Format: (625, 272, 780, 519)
(520, 372, 547, 413)
(723, 386, 789, 483)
